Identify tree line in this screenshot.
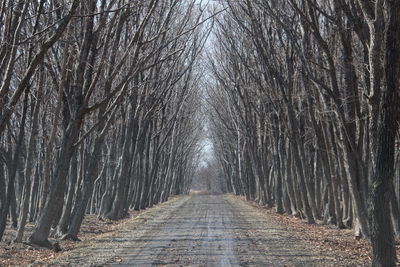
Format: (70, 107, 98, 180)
(206, 0, 400, 265)
(0, 0, 209, 248)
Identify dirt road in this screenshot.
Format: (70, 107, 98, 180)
(42, 194, 340, 266)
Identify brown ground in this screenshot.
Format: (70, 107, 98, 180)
(0, 206, 145, 267)
(1, 194, 398, 266)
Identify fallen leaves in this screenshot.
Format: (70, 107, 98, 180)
(0, 210, 143, 267)
(234, 195, 390, 266)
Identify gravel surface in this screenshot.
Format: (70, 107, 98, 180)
(36, 193, 343, 266)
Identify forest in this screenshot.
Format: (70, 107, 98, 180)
(0, 0, 209, 247)
(0, 0, 399, 266)
(206, 0, 400, 265)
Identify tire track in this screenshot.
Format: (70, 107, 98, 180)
(42, 193, 343, 267)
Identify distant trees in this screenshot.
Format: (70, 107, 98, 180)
(0, 0, 209, 248)
(192, 158, 228, 193)
(207, 1, 400, 265)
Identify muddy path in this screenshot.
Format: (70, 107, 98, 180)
(38, 194, 340, 266)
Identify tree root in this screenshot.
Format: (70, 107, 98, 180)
(61, 233, 81, 241)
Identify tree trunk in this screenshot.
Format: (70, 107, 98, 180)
(29, 119, 82, 247)
(368, 1, 400, 264)
(15, 88, 41, 242)
(54, 155, 78, 238)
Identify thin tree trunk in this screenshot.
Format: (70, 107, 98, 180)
(15, 86, 41, 242)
